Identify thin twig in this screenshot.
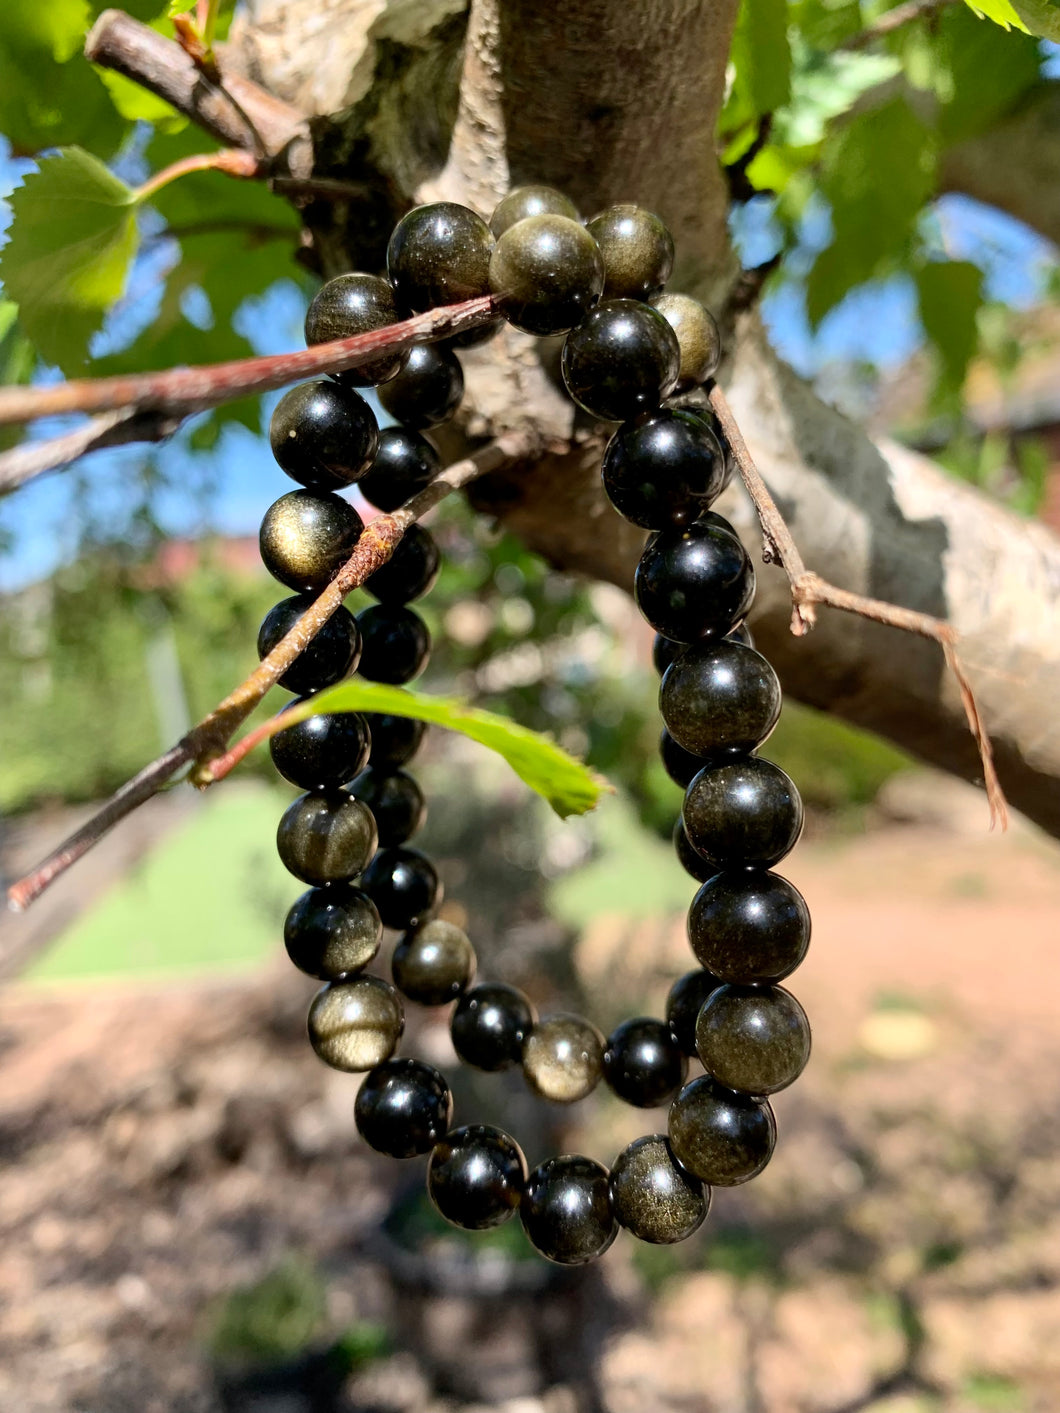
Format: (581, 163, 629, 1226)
(0, 409, 181, 494)
(135, 148, 261, 202)
(0, 298, 496, 427)
(708, 382, 1008, 829)
(840, 0, 955, 50)
(6, 433, 535, 913)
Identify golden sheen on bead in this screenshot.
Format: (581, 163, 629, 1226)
(391, 918, 476, 1006)
(587, 203, 674, 301)
(610, 1134, 710, 1244)
(489, 214, 604, 336)
(652, 292, 722, 389)
(304, 272, 405, 386)
(276, 792, 378, 885)
(307, 975, 404, 1072)
(522, 1013, 605, 1103)
(259, 491, 363, 594)
(490, 185, 580, 238)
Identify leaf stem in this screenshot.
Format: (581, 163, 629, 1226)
(134, 148, 261, 204)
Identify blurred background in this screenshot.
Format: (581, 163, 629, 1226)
(3, 5, 1060, 1413)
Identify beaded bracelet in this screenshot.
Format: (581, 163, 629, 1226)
(252, 187, 811, 1266)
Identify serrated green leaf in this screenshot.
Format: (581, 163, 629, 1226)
(805, 97, 936, 326)
(963, 0, 1030, 30)
(915, 259, 983, 391)
(0, 147, 138, 372)
(279, 681, 609, 819)
(723, 0, 792, 131)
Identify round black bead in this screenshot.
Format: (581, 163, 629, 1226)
(358, 427, 441, 512)
(307, 974, 404, 1072)
(304, 273, 405, 387)
(259, 490, 363, 594)
(602, 408, 726, 529)
(666, 968, 722, 1056)
(562, 299, 680, 422)
(688, 871, 810, 984)
(586, 204, 674, 301)
(668, 1075, 776, 1186)
(653, 634, 684, 677)
(361, 846, 441, 929)
(364, 712, 427, 771)
(660, 640, 781, 759)
(269, 381, 379, 492)
(427, 1124, 527, 1230)
(257, 597, 360, 696)
(696, 984, 811, 1095)
(610, 1135, 709, 1245)
(355, 1057, 452, 1158)
(363, 524, 440, 605)
(450, 982, 535, 1072)
(673, 819, 714, 883)
(356, 605, 430, 684)
(284, 883, 382, 980)
(660, 729, 705, 789)
(270, 704, 371, 789)
(490, 184, 580, 238)
(652, 293, 722, 389)
(683, 757, 803, 870)
(350, 767, 426, 846)
(387, 202, 493, 312)
(378, 343, 464, 430)
(603, 1017, 687, 1108)
(392, 917, 476, 1005)
(521, 1155, 618, 1266)
(276, 791, 378, 885)
(489, 213, 604, 336)
(635, 522, 755, 642)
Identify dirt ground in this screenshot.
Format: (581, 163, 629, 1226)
(2, 778, 1059, 1413)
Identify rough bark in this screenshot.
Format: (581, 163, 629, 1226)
(213, 2, 1060, 833)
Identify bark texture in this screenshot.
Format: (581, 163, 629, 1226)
(218, 0, 1060, 834)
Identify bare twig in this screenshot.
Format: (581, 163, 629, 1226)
(6, 433, 535, 913)
(0, 298, 496, 428)
(708, 382, 1008, 828)
(840, 0, 955, 50)
(0, 409, 180, 494)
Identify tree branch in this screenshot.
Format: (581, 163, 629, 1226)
(840, 0, 955, 50)
(5, 434, 534, 913)
(0, 409, 180, 494)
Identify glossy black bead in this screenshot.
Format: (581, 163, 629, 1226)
(364, 712, 427, 771)
(586, 204, 674, 301)
(666, 969, 722, 1056)
(304, 273, 405, 386)
(269, 381, 379, 491)
(392, 918, 476, 1005)
(363, 524, 440, 605)
(561, 300, 680, 422)
(489, 185, 580, 238)
(257, 596, 360, 696)
(284, 883, 382, 980)
(270, 703, 371, 789)
(696, 984, 811, 1096)
(356, 605, 430, 684)
(603, 1017, 687, 1108)
(489, 213, 604, 336)
(635, 521, 755, 642)
(358, 427, 441, 512)
(688, 871, 810, 984)
(349, 767, 426, 846)
(361, 846, 441, 929)
(521, 1155, 618, 1266)
(602, 408, 726, 529)
(683, 757, 803, 870)
(276, 791, 378, 885)
(668, 1075, 776, 1186)
(355, 1057, 452, 1158)
(674, 819, 713, 882)
(387, 202, 493, 312)
(660, 640, 781, 759)
(699, 507, 741, 538)
(653, 634, 684, 677)
(450, 982, 535, 1072)
(427, 1124, 527, 1230)
(652, 293, 722, 389)
(259, 490, 363, 594)
(660, 729, 705, 789)
(308, 974, 404, 1072)
(522, 1013, 605, 1104)
(610, 1135, 709, 1245)
(377, 343, 464, 429)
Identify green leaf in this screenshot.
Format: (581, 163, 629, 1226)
(0, 300, 37, 454)
(722, 0, 792, 131)
(281, 681, 609, 819)
(963, 0, 1030, 30)
(915, 259, 983, 391)
(4, 1, 91, 62)
(0, 147, 138, 372)
(806, 97, 936, 326)
(966, 0, 1060, 37)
